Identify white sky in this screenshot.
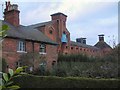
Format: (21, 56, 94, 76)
(0, 0, 119, 47)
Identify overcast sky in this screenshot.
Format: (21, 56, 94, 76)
(0, 0, 119, 47)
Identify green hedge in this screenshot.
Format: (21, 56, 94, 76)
(50, 61, 118, 78)
(12, 74, 119, 88)
(58, 54, 96, 62)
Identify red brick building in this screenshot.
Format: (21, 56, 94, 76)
(1, 1, 112, 71)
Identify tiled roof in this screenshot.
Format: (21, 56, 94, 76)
(70, 41, 99, 50)
(28, 21, 53, 28)
(94, 41, 112, 49)
(2, 20, 58, 45)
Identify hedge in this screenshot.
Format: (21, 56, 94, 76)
(12, 74, 119, 88)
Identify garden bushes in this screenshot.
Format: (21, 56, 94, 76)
(50, 61, 118, 78)
(12, 74, 119, 88)
(55, 53, 119, 78)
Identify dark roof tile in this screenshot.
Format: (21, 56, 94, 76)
(70, 41, 99, 50)
(28, 21, 52, 28)
(94, 41, 112, 49)
(2, 20, 58, 45)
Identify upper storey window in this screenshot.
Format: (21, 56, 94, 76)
(17, 40, 26, 52)
(61, 31, 68, 43)
(39, 44, 46, 54)
(49, 30, 53, 34)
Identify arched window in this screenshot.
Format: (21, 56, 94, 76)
(49, 30, 53, 34)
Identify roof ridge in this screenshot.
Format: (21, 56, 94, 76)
(70, 41, 99, 49)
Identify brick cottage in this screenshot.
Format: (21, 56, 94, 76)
(1, 1, 112, 71)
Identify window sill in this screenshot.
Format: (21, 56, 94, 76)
(17, 51, 27, 53)
(39, 52, 47, 55)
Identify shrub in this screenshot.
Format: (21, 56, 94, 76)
(12, 74, 119, 88)
(1, 58, 7, 73)
(50, 61, 118, 78)
(58, 53, 94, 62)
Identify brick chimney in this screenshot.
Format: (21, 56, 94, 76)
(76, 38, 86, 44)
(4, 1, 20, 27)
(98, 34, 104, 42)
(50, 12, 68, 43)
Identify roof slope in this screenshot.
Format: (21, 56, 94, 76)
(94, 41, 112, 49)
(28, 21, 53, 28)
(70, 41, 99, 50)
(2, 20, 57, 45)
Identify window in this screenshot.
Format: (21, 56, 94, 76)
(84, 49, 86, 51)
(52, 61, 56, 66)
(18, 41, 26, 52)
(71, 47, 73, 50)
(39, 44, 46, 53)
(49, 30, 53, 34)
(76, 47, 78, 50)
(61, 32, 68, 43)
(63, 21, 65, 26)
(16, 60, 22, 68)
(65, 52, 68, 55)
(66, 46, 68, 49)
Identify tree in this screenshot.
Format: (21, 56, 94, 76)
(0, 24, 9, 41)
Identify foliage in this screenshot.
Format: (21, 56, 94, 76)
(49, 61, 118, 78)
(1, 58, 7, 73)
(51, 46, 119, 78)
(0, 24, 9, 39)
(18, 52, 46, 73)
(0, 66, 27, 90)
(58, 53, 96, 62)
(12, 74, 119, 88)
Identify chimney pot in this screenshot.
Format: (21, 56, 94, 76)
(98, 34, 104, 42)
(76, 38, 86, 44)
(4, 1, 20, 27)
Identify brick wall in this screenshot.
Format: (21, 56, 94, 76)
(2, 38, 58, 70)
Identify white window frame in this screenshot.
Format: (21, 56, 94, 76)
(17, 40, 27, 53)
(39, 44, 46, 55)
(16, 60, 22, 68)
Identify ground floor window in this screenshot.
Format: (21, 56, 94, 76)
(52, 61, 56, 67)
(16, 60, 22, 68)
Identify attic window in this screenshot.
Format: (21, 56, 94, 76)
(49, 30, 53, 34)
